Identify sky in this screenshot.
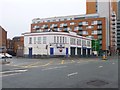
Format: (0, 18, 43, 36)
(0, 0, 86, 39)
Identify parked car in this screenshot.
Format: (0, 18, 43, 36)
(0, 53, 5, 59)
(5, 53, 12, 58)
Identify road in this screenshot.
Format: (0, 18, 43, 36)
(1, 56, 119, 88)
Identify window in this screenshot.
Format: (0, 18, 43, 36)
(64, 18, 67, 21)
(38, 37, 41, 44)
(43, 37, 47, 44)
(57, 36, 59, 43)
(87, 41, 91, 47)
(65, 37, 67, 43)
(86, 26, 93, 29)
(77, 39, 81, 45)
(54, 36, 56, 43)
(83, 31, 88, 35)
(70, 38, 75, 45)
(34, 37, 36, 44)
(70, 22, 75, 25)
(60, 36, 62, 43)
(60, 23, 63, 27)
(98, 25, 102, 29)
(63, 37, 65, 43)
(97, 21, 102, 24)
(98, 35, 102, 39)
(92, 31, 97, 35)
(91, 21, 97, 25)
(78, 22, 82, 26)
(82, 40, 86, 46)
(47, 20, 50, 22)
(82, 21, 88, 26)
(29, 37, 32, 44)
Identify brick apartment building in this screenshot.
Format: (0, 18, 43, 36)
(7, 39, 14, 55)
(12, 36, 24, 56)
(31, 14, 106, 54)
(29, 0, 118, 55)
(0, 26, 7, 53)
(86, 0, 118, 54)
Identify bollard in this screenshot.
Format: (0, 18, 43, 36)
(102, 54, 107, 60)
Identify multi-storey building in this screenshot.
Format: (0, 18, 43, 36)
(31, 14, 107, 53)
(7, 39, 14, 55)
(117, 20, 120, 51)
(12, 36, 24, 56)
(117, 0, 120, 52)
(0, 26, 7, 53)
(86, 0, 118, 54)
(23, 32, 92, 58)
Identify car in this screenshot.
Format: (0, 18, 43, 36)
(5, 53, 12, 58)
(0, 53, 5, 59)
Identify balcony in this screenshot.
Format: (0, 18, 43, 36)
(63, 24, 68, 27)
(97, 21, 102, 25)
(53, 24, 58, 28)
(78, 23, 83, 26)
(112, 23, 115, 25)
(33, 26, 40, 30)
(112, 19, 115, 21)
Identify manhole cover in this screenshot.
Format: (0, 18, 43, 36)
(87, 80, 109, 87)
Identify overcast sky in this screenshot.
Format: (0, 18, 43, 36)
(1, 0, 86, 39)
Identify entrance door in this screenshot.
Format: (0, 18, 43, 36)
(70, 47, 75, 56)
(50, 48, 54, 55)
(88, 49, 90, 56)
(77, 48, 81, 57)
(66, 48, 68, 55)
(29, 48, 32, 58)
(83, 48, 86, 57)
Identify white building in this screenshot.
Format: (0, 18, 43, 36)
(23, 32, 92, 58)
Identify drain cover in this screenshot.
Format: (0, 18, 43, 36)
(87, 80, 109, 87)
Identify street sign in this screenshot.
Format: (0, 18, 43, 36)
(92, 39, 100, 51)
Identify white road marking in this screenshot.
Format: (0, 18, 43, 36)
(0, 69, 28, 77)
(0, 73, 21, 77)
(67, 72, 78, 77)
(112, 63, 115, 64)
(98, 66, 103, 68)
(42, 66, 67, 71)
(0, 69, 28, 74)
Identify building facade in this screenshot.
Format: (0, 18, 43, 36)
(23, 32, 92, 58)
(86, 0, 118, 54)
(31, 14, 107, 52)
(0, 26, 7, 53)
(117, 20, 120, 51)
(12, 36, 24, 56)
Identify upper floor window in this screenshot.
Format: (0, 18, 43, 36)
(83, 31, 88, 35)
(54, 36, 56, 43)
(38, 37, 41, 44)
(57, 36, 59, 43)
(98, 25, 102, 29)
(43, 37, 47, 44)
(87, 41, 91, 47)
(82, 21, 88, 26)
(82, 40, 86, 46)
(92, 30, 97, 35)
(34, 37, 36, 44)
(70, 22, 75, 25)
(29, 37, 32, 44)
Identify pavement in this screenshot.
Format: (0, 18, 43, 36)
(1, 55, 119, 88)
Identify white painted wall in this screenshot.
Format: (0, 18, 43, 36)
(24, 32, 92, 56)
